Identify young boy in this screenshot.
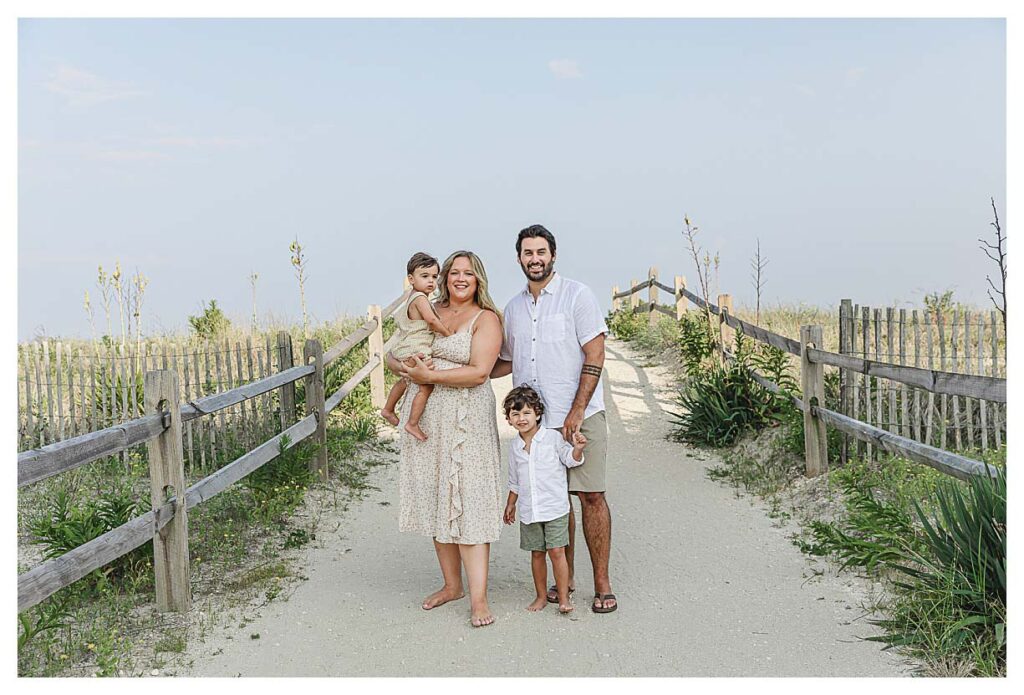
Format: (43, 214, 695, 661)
(502, 385, 586, 614)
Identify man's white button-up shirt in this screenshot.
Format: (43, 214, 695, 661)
(500, 273, 609, 428)
(508, 427, 584, 524)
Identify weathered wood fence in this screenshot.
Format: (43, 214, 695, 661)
(17, 292, 409, 614)
(612, 267, 1005, 482)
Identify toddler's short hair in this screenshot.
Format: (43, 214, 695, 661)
(503, 385, 545, 419)
(407, 252, 440, 275)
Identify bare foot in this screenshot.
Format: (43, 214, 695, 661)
(405, 422, 428, 442)
(422, 587, 464, 610)
(546, 582, 575, 603)
(380, 409, 399, 426)
(559, 602, 574, 614)
(471, 607, 495, 627)
(526, 596, 547, 612)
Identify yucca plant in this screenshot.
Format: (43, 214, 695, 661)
(678, 312, 716, 374)
(870, 469, 1006, 671)
(669, 358, 786, 447)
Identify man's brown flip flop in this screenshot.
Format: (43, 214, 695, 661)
(592, 593, 617, 613)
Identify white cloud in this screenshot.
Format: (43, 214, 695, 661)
(845, 67, 866, 85)
(88, 149, 167, 162)
(794, 84, 816, 97)
(548, 59, 582, 80)
(151, 136, 247, 148)
(42, 64, 149, 106)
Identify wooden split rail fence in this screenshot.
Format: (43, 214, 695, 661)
(612, 267, 1005, 482)
(17, 291, 409, 614)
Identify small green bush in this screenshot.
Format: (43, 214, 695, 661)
(28, 484, 152, 584)
(607, 310, 647, 341)
(188, 299, 231, 340)
(871, 468, 1006, 673)
(669, 359, 787, 447)
(678, 313, 716, 373)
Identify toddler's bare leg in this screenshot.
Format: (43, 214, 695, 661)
(404, 383, 433, 442)
(380, 379, 407, 426)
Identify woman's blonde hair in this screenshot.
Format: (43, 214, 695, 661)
(437, 250, 502, 325)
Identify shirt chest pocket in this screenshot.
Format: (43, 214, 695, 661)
(539, 313, 567, 343)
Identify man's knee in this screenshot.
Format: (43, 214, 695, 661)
(577, 491, 606, 507)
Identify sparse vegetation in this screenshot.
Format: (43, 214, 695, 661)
(609, 298, 1008, 676)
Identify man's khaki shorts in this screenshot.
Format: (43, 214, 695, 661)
(568, 411, 608, 493)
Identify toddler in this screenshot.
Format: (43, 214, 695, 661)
(502, 385, 586, 614)
(380, 252, 452, 441)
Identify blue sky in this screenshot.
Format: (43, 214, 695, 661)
(18, 18, 1005, 340)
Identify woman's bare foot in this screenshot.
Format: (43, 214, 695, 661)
(422, 587, 464, 610)
(405, 422, 428, 442)
(526, 596, 547, 612)
(470, 606, 495, 627)
(380, 409, 399, 426)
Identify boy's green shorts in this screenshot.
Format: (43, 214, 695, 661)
(519, 513, 570, 552)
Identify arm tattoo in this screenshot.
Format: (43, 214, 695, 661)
(581, 364, 603, 378)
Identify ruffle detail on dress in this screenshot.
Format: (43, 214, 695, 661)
(447, 385, 470, 540)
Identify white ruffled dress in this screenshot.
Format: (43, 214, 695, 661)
(397, 310, 502, 545)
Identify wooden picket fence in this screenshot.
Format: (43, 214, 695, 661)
(612, 267, 1006, 482)
(17, 292, 407, 614)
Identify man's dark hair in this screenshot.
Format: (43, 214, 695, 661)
(406, 252, 440, 276)
(502, 385, 546, 419)
(516, 224, 557, 256)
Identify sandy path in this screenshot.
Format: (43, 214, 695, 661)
(180, 340, 911, 677)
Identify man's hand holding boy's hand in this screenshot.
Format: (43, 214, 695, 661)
(571, 431, 588, 458)
(503, 503, 516, 525)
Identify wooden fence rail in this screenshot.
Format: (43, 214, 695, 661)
(17, 291, 409, 614)
(612, 270, 1006, 481)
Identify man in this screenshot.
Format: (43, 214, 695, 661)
(491, 224, 617, 614)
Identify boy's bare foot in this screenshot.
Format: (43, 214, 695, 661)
(559, 602, 574, 614)
(422, 587, 464, 610)
(405, 422, 428, 442)
(380, 409, 399, 426)
(526, 596, 547, 612)
(546, 583, 575, 603)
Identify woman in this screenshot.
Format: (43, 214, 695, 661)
(387, 250, 504, 627)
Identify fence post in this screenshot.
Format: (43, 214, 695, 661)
(145, 369, 192, 613)
(277, 331, 296, 428)
(303, 339, 329, 480)
(800, 325, 827, 478)
(630, 279, 639, 311)
(839, 299, 852, 465)
(368, 304, 386, 409)
(675, 275, 687, 320)
(612, 285, 620, 312)
(717, 294, 733, 361)
(648, 267, 659, 325)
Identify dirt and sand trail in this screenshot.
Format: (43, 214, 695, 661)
(180, 339, 910, 677)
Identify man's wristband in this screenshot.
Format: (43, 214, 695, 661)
(581, 364, 602, 378)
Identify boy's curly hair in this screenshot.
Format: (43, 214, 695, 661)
(502, 385, 545, 419)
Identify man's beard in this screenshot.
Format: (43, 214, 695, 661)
(520, 258, 555, 282)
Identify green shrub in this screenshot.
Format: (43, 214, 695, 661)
(188, 299, 231, 340)
(871, 468, 1006, 672)
(28, 484, 152, 585)
(669, 359, 787, 447)
(245, 436, 315, 523)
(607, 310, 647, 341)
(678, 313, 716, 373)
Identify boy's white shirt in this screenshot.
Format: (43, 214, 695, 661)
(508, 426, 584, 525)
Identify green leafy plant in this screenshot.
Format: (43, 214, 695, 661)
(28, 485, 152, 585)
(245, 435, 314, 523)
(669, 358, 786, 447)
(678, 312, 716, 373)
(870, 469, 1006, 671)
(607, 310, 647, 341)
(188, 300, 231, 341)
